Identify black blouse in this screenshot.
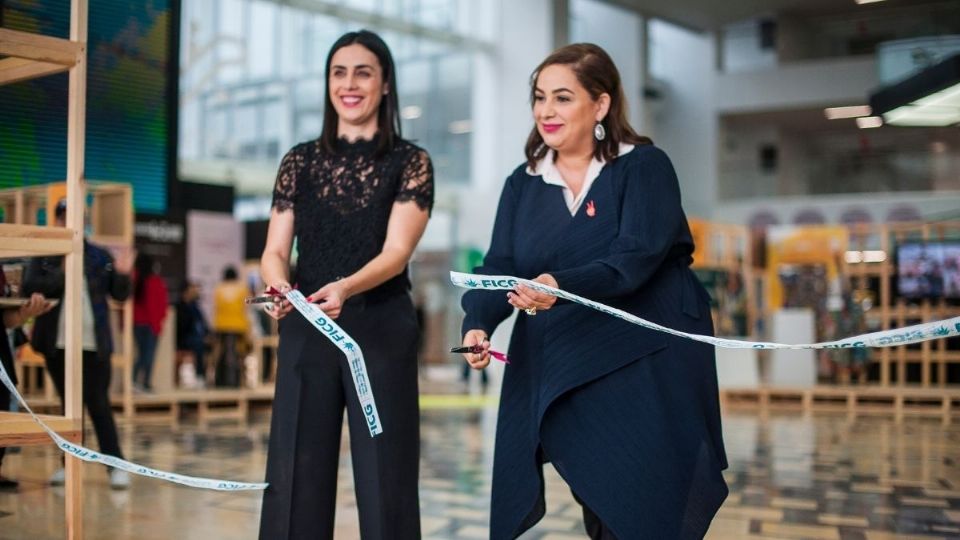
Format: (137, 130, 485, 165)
(271, 136, 434, 296)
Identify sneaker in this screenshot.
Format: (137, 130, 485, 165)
(49, 468, 65, 486)
(109, 469, 130, 490)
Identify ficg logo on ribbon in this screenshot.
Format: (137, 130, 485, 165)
(286, 290, 383, 436)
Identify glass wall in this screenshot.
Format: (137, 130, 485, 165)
(179, 0, 493, 204)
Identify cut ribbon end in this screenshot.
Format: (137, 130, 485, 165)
(489, 350, 509, 364)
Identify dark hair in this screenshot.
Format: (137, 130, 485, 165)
(524, 43, 651, 169)
(180, 280, 200, 300)
(223, 266, 238, 281)
(320, 30, 401, 157)
(54, 198, 67, 219)
(134, 254, 156, 302)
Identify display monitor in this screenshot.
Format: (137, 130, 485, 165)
(897, 242, 960, 299)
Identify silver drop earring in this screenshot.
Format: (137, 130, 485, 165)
(594, 122, 606, 141)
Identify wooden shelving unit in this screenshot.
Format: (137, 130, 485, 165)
(719, 221, 960, 418)
(0, 1, 89, 537)
(0, 28, 82, 85)
(0, 183, 135, 421)
(689, 219, 756, 337)
(843, 221, 960, 388)
(0, 225, 75, 258)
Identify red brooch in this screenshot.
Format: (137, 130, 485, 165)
(585, 200, 596, 217)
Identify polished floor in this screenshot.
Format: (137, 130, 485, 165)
(0, 381, 958, 539)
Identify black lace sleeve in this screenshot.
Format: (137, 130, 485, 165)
(395, 147, 434, 214)
(272, 147, 305, 212)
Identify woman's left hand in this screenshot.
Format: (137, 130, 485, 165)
(508, 273, 558, 314)
(308, 279, 351, 319)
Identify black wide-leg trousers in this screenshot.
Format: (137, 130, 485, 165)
(259, 292, 421, 540)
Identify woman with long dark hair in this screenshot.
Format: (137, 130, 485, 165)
(258, 30, 433, 539)
(460, 43, 728, 539)
(133, 253, 167, 392)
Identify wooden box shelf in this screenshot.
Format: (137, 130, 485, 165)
(0, 28, 83, 86)
(0, 223, 75, 258)
(0, 411, 81, 447)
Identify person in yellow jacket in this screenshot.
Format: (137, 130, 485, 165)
(212, 266, 249, 386)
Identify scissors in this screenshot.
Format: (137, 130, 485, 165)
(450, 345, 510, 364)
(245, 284, 298, 305)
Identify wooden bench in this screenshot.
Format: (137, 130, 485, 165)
(108, 388, 263, 429)
(721, 385, 960, 425)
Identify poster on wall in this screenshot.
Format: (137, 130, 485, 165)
(135, 213, 186, 304)
(186, 211, 244, 319)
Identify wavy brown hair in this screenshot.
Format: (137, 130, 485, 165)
(524, 43, 651, 169)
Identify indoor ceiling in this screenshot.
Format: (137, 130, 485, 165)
(604, 0, 951, 32)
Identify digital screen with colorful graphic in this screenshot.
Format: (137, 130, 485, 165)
(0, 0, 171, 213)
(897, 242, 960, 299)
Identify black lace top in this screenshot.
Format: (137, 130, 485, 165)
(272, 136, 434, 296)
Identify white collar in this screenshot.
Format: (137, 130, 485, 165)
(527, 143, 635, 214)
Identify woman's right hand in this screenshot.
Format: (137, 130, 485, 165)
(263, 282, 294, 320)
(462, 329, 491, 370)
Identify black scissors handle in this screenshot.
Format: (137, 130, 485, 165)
(245, 295, 282, 305)
(450, 345, 484, 354)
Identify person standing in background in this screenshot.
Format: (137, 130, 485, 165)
(133, 254, 168, 392)
(24, 199, 134, 490)
(212, 266, 249, 387)
(176, 281, 209, 388)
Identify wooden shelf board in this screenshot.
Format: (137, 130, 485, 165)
(0, 411, 81, 447)
(0, 28, 82, 66)
(88, 234, 131, 247)
(0, 57, 71, 86)
(108, 388, 273, 407)
(879, 350, 960, 361)
(0, 224, 76, 257)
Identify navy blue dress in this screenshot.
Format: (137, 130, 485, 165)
(462, 145, 728, 539)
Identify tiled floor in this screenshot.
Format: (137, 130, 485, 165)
(0, 386, 958, 539)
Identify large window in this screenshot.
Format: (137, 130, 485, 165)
(178, 0, 491, 202)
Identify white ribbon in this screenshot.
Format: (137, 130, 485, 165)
(0, 289, 384, 491)
(451, 272, 960, 350)
(0, 360, 267, 491)
(285, 290, 382, 436)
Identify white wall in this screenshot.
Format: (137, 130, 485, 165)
(570, 0, 644, 130)
(718, 122, 779, 200)
(716, 55, 878, 114)
(717, 121, 960, 204)
(722, 19, 777, 73)
(449, 0, 555, 252)
(649, 20, 718, 219)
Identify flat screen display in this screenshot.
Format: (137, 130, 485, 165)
(897, 242, 960, 299)
(0, 0, 172, 214)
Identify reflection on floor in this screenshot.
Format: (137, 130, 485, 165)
(0, 398, 958, 539)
